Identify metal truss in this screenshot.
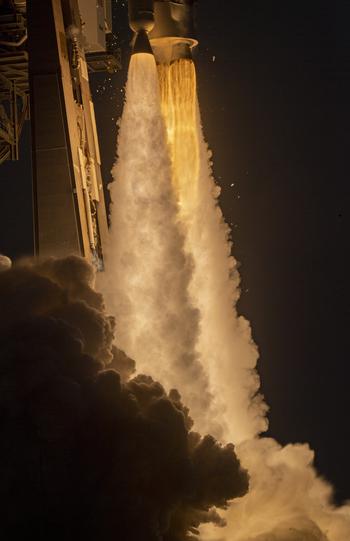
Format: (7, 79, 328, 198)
(0, 0, 29, 165)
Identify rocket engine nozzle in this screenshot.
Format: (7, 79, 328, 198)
(128, 0, 155, 55)
(127, 1, 198, 61)
(132, 29, 154, 55)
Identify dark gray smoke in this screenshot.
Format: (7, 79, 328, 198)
(0, 256, 248, 540)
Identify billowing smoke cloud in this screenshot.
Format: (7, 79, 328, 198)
(0, 256, 248, 540)
(202, 438, 350, 541)
(0, 255, 115, 365)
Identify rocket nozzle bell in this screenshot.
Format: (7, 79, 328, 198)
(132, 29, 154, 55)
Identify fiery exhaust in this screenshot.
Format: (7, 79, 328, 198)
(158, 59, 200, 213)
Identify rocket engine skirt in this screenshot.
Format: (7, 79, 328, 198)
(150, 1, 198, 64)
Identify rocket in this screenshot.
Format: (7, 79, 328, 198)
(128, 1, 198, 62)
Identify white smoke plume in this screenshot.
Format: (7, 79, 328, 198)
(100, 53, 221, 435)
(174, 64, 350, 541)
(102, 51, 350, 541)
(184, 110, 268, 443)
(200, 437, 350, 540)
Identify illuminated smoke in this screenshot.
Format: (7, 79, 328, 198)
(102, 48, 350, 540)
(101, 53, 221, 435)
(157, 58, 350, 541)
(158, 58, 267, 442)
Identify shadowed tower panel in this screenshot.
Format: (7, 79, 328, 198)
(28, 0, 112, 265)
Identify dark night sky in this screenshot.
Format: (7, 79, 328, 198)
(0, 0, 349, 504)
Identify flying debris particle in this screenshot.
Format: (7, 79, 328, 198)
(212, 55, 216, 62)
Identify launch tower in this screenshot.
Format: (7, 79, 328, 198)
(1, 0, 119, 266)
(0, 0, 29, 165)
(28, 0, 120, 266)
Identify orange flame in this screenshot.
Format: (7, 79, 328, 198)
(158, 59, 200, 213)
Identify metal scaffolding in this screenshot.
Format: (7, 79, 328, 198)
(0, 0, 29, 165)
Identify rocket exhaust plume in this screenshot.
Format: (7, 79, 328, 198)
(158, 58, 200, 214)
(101, 52, 222, 436)
(155, 58, 350, 541)
(100, 3, 350, 538)
(101, 45, 350, 541)
(158, 58, 266, 441)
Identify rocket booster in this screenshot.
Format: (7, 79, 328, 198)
(128, 1, 198, 62)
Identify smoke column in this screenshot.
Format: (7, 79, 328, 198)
(102, 48, 350, 540)
(102, 53, 221, 435)
(156, 58, 350, 541)
(158, 58, 267, 443)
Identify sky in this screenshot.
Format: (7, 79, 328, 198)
(0, 0, 349, 504)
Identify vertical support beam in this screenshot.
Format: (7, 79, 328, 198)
(10, 80, 18, 160)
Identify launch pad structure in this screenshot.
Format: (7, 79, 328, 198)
(0, 0, 197, 266)
(28, 0, 121, 266)
(0, 0, 29, 165)
(0, 0, 120, 266)
(28, 1, 109, 264)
